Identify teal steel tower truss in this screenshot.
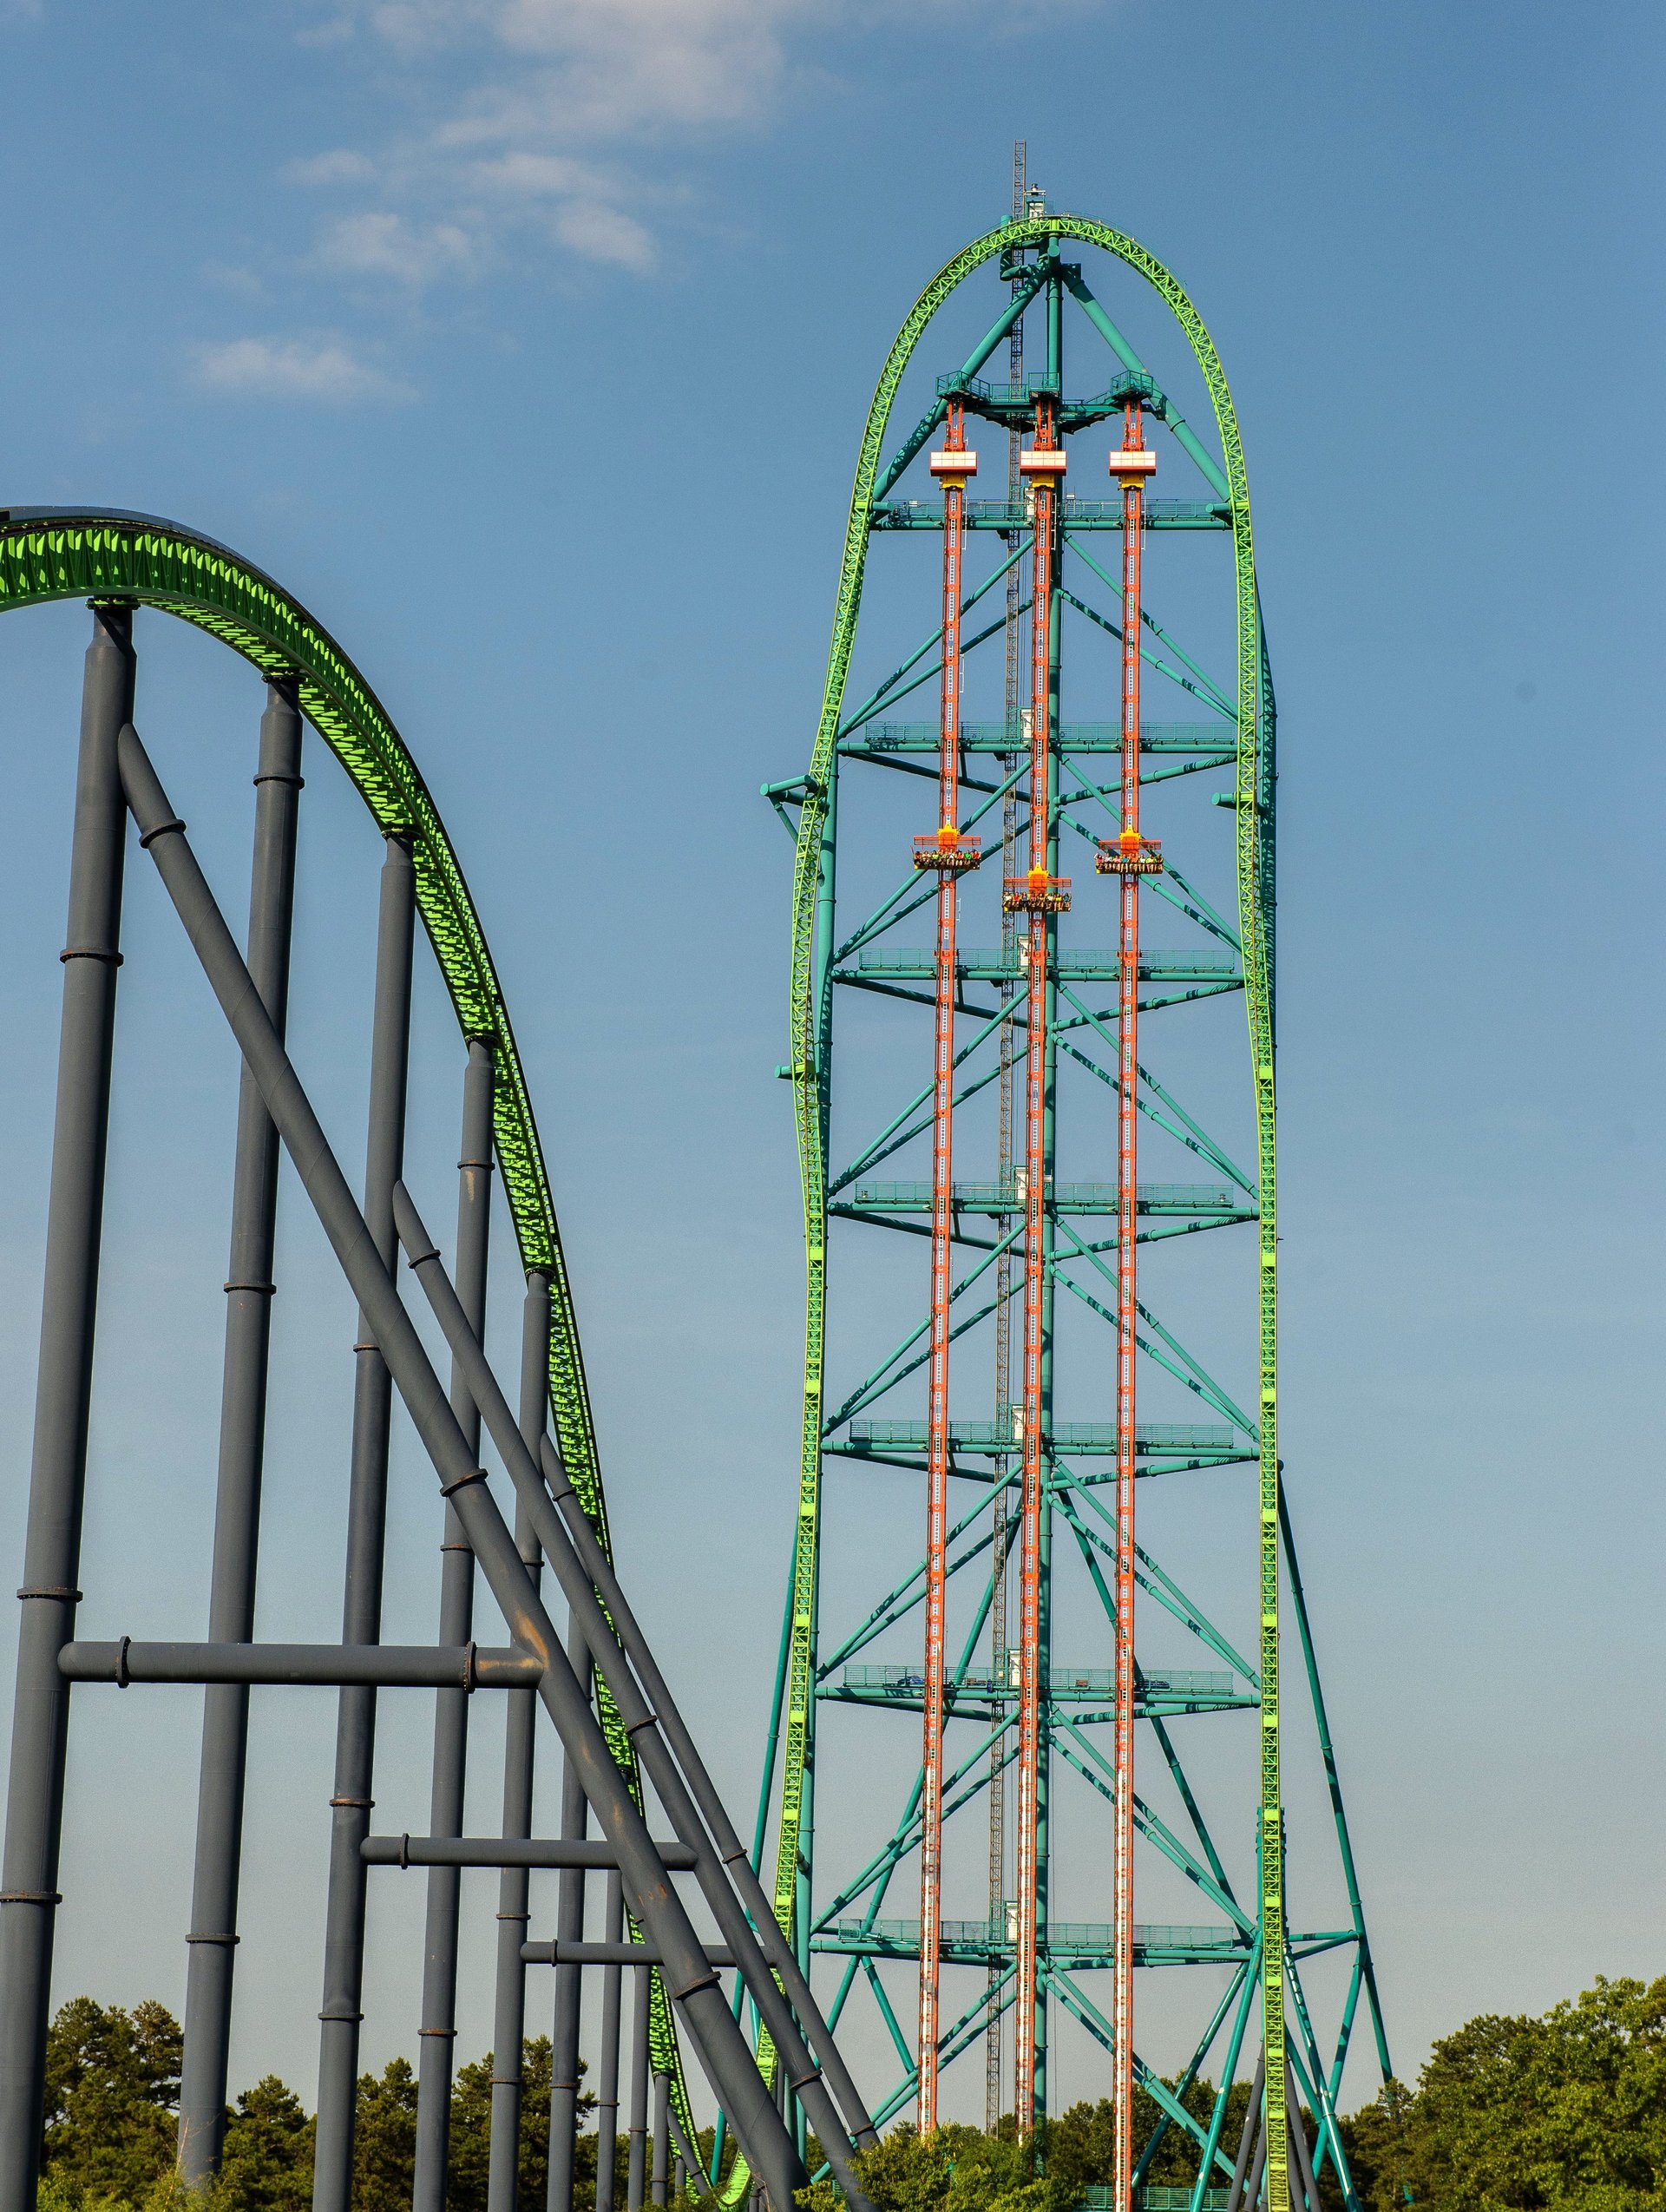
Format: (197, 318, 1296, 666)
(739, 210, 1395, 2212)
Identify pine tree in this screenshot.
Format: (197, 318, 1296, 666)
(352, 2056, 418, 2212)
(41, 1996, 182, 2203)
(448, 2038, 588, 2212)
(219, 2077, 314, 2212)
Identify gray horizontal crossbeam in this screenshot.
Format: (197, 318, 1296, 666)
(521, 1942, 735, 1969)
(364, 1835, 699, 1870)
(58, 1642, 542, 1690)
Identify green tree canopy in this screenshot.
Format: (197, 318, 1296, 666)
(218, 2077, 313, 2212)
(34, 1973, 1666, 2212)
(446, 2038, 586, 2212)
(42, 1997, 182, 2204)
(1343, 1976, 1666, 2212)
(350, 2056, 417, 2212)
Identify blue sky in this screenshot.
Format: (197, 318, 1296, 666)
(0, 0, 1662, 2134)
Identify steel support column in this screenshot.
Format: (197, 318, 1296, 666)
(627, 1960, 651, 2212)
(0, 605, 134, 2212)
(546, 1621, 588, 2212)
(1224, 2050, 1265, 2212)
(594, 1872, 625, 2212)
(314, 832, 416, 2212)
(180, 675, 304, 2183)
(653, 2071, 671, 2208)
(488, 1270, 551, 2212)
(414, 1036, 496, 2212)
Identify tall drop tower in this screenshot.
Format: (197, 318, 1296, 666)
(742, 189, 1394, 2212)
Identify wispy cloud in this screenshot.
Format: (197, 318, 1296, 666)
(548, 198, 655, 272)
(285, 148, 378, 187)
(281, 0, 824, 291)
(436, 0, 807, 141)
(190, 334, 414, 404)
(314, 209, 479, 283)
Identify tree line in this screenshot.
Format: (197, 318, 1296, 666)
(31, 1976, 1666, 2212)
(35, 1998, 619, 2212)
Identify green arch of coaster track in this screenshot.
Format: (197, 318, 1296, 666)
(0, 506, 699, 2149)
(732, 209, 1286, 2200)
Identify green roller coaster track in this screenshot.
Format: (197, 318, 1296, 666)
(728, 207, 1371, 2212)
(0, 507, 701, 2154)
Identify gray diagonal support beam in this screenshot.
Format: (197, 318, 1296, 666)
(389, 1184, 877, 2169)
(115, 725, 810, 2212)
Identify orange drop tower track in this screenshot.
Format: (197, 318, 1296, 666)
(914, 398, 982, 2131)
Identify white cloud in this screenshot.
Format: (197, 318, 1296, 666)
(315, 208, 478, 282)
(190, 335, 414, 404)
(285, 148, 378, 186)
(456, 0, 804, 140)
(550, 199, 656, 272)
(285, 0, 858, 289)
(296, 12, 359, 46)
(201, 259, 267, 299)
(462, 149, 598, 198)
(366, 0, 495, 50)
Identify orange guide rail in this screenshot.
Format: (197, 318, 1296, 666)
(915, 400, 976, 2130)
(1098, 398, 1160, 2206)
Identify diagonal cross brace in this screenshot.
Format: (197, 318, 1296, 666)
(115, 725, 832, 2212)
(389, 1185, 876, 2162)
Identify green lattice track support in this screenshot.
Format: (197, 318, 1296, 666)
(0, 509, 699, 2151)
(727, 211, 1397, 2212)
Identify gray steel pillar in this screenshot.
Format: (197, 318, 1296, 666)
(413, 1037, 495, 2212)
(0, 606, 133, 2212)
(1225, 2051, 1266, 2212)
(486, 1270, 551, 2212)
(546, 1627, 588, 2212)
(652, 2072, 670, 2209)
(313, 832, 416, 2212)
(627, 1961, 651, 2212)
(594, 1873, 625, 2212)
(666, 2107, 706, 2203)
(1288, 2092, 1319, 2212)
(179, 676, 303, 2184)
